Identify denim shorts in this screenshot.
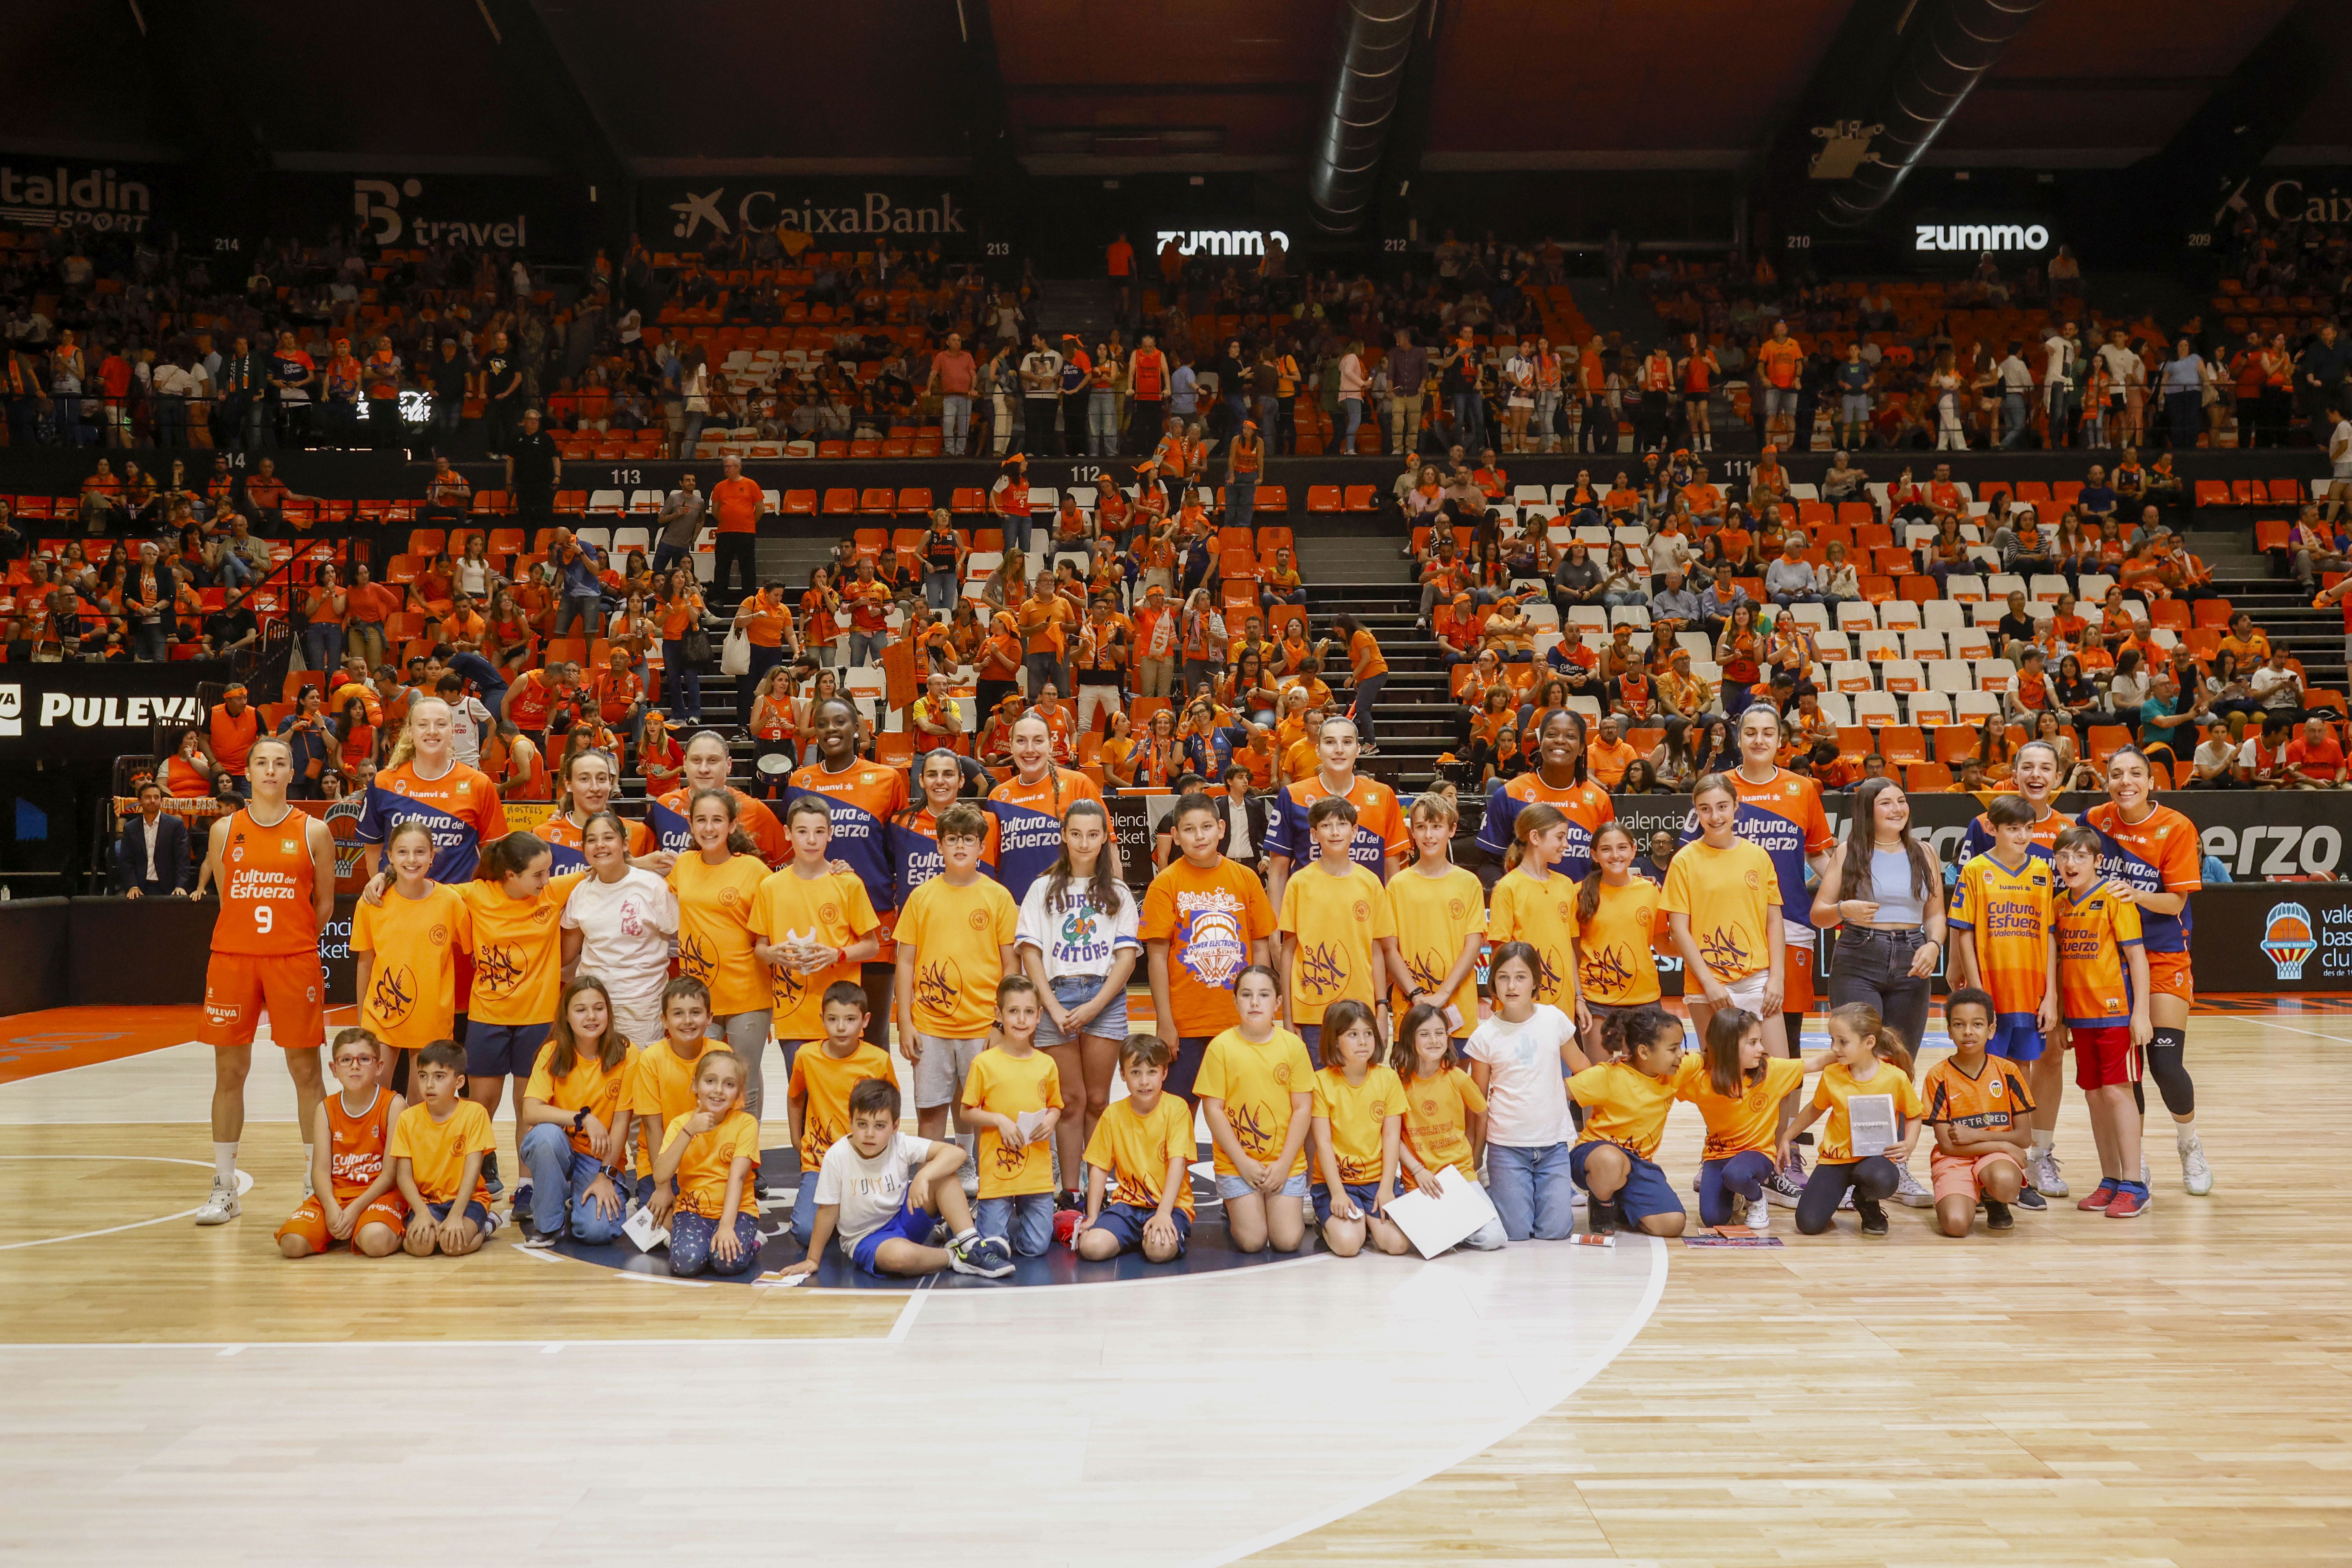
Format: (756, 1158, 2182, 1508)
(1215, 1170, 1309, 1201)
(1311, 1181, 1383, 1225)
(1032, 974, 1129, 1049)
(1089, 1201, 1191, 1255)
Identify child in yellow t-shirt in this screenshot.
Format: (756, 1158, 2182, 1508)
(1664, 774, 1785, 1040)
(1567, 1006, 1690, 1238)
(516, 975, 636, 1247)
(1785, 1002, 1923, 1236)
(1278, 793, 1396, 1051)
(784, 981, 896, 1246)
(1309, 1000, 1410, 1258)
(960, 976, 1064, 1258)
(1392, 1003, 1501, 1250)
(1197, 964, 1316, 1255)
(1485, 803, 1581, 1013)
(894, 800, 1020, 1182)
(653, 1050, 763, 1276)
(614, 975, 712, 1225)
(1073, 1035, 1195, 1263)
(390, 1040, 497, 1256)
(1673, 1005, 1802, 1234)
(1383, 793, 1486, 1043)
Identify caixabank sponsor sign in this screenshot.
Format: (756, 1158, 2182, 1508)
(0, 664, 227, 760)
(646, 181, 973, 246)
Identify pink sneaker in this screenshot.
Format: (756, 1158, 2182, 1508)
(2104, 1186, 2149, 1219)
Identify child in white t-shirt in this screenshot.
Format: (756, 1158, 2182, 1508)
(783, 1077, 1014, 1279)
(1466, 940, 1588, 1241)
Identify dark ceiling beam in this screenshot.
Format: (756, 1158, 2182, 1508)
(955, 0, 1029, 249)
(1002, 82, 1315, 98)
(1370, 0, 1448, 243)
(493, 0, 634, 246)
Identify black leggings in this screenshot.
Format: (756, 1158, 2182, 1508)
(1699, 1151, 1775, 1227)
(1795, 1155, 1900, 1234)
(861, 961, 895, 1051)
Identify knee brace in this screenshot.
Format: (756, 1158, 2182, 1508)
(2145, 1027, 2193, 1117)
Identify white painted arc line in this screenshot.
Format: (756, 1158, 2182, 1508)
(1183, 1233, 1673, 1568)
(0, 1335, 908, 1351)
(0, 1156, 251, 1252)
(886, 1281, 929, 1343)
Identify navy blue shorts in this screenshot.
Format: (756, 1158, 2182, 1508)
(850, 1193, 937, 1274)
(1311, 1181, 1383, 1225)
(1570, 1141, 1684, 1224)
(425, 1199, 492, 1230)
(1986, 1011, 2047, 1063)
(1088, 1201, 1191, 1255)
(465, 1020, 552, 1079)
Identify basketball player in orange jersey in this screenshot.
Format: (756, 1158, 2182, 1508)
(193, 735, 338, 1226)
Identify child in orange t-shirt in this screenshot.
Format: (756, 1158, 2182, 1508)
(277, 1028, 409, 1258)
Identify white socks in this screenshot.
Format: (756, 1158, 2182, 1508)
(2177, 1120, 2199, 1151)
(2031, 1131, 2054, 1159)
(214, 1142, 238, 1185)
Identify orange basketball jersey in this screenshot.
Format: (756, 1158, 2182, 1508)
(212, 807, 318, 956)
(325, 1087, 398, 1203)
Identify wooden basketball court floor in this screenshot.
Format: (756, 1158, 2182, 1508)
(0, 1002, 2345, 1567)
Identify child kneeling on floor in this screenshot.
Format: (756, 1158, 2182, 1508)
(1568, 1007, 1690, 1238)
(1072, 1035, 1196, 1263)
(391, 1040, 497, 1256)
(783, 1078, 1016, 1280)
(653, 1049, 764, 1276)
(278, 1027, 408, 1259)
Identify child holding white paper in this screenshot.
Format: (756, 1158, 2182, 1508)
(1392, 1002, 1503, 1250)
(1783, 1002, 1922, 1237)
(1308, 1000, 1410, 1258)
(960, 975, 1064, 1258)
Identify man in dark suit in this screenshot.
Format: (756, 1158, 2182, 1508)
(114, 779, 193, 897)
(1215, 764, 1274, 873)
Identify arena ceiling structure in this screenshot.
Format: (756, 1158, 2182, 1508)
(4, 0, 2350, 251)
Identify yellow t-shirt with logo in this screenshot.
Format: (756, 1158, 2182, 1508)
(1277, 860, 1396, 1025)
(1568, 1060, 1681, 1160)
(524, 1041, 638, 1156)
(1311, 1062, 1405, 1186)
(1082, 1091, 1196, 1215)
(1486, 864, 1581, 1010)
(1196, 1025, 1315, 1178)
(786, 1042, 895, 1176)
(1662, 839, 1781, 985)
(660, 1107, 762, 1217)
(667, 852, 771, 1016)
(1383, 864, 1485, 1034)
(1573, 876, 1667, 1007)
(961, 1045, 1063, 1198)
(748, 866, 880, 1041)
(1397, 1065, 1486, 1188)
(895, 873, 1019, 1039)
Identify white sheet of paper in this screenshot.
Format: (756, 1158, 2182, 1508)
(1847, 1092, 1898, 1158)
(1383, 1166, 1500, 1258)
(1441, 1004, 1464, 1032)
(1015, 1109, 1053, 1145)
(622, 1205, 670, 1253)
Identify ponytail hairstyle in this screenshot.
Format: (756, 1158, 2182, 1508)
(1703, 1005, 1764, 1101)
(1043, 797, 1125, 919)
(687, 785, 760, 857)
(1316, 999, 1381, 1068)
(1390, 1002, 1454, 1076)
(479, 829, 550, 884)
(547, 975, 627, 1078)
(1504, 801, 1569, 871)
(1602, 1003, 1682, 1070)
(1827, 1000, 1914, 1073)
(1575, 821, 1638, 926)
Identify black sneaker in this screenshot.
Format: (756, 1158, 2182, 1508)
(2013, 1186, 2047, 1211)
(1054, 1189, 1082, 1214)
(1984, 1199, 2014, 1231)
(1857, 1198, 1889, 1236)
(482, 1151, 504, 1199)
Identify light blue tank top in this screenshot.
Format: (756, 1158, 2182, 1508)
(1866, 848, 1926, 926)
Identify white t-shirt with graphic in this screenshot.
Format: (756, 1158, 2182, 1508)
(1014, 875, 1142, 984)
(1465, 1003, 1578, 1148)
(816, 1132, 943, 1252)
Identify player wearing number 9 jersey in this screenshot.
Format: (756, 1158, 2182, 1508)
(194, 735, 339, 1228)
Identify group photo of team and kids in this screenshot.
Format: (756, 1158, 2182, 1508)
(182, 684, 2208, 1287)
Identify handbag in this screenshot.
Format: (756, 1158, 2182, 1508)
(719, 627, 751, 676)
(681, 623, 712, 664)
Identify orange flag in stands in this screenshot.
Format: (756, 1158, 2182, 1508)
(882, 629, 918, 713)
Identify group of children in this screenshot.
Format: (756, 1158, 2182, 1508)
(276, 710, 2177, 1279)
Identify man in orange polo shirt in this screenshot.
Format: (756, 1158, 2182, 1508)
(708, 454, 765, 603)
(1755, 320, 1804, 449)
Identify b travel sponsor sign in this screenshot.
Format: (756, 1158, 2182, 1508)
(350, 176, 538, 250)
(647, 181, 973, 247)
(0, 662, 229, 761)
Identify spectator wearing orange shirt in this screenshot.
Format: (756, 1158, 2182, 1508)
(593, 646, 649, 750)
(731, 577, 796, 722)
(841, 558, 891, 666)
(707, 455, 765, 603)
(2281, 716, 2347, 789)
(1753, 322, 1804, 449)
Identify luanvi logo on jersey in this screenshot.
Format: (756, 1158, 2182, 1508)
(7, 688, 203, 733)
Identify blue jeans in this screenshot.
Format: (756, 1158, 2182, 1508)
(1486, 1142, 1575, 1241)
(661, 637, 701, 720)
(219, 552, 255, 589)
(132, 621, 168, 662)
(925, 569, 957, 613)
(849, 631, 883, 667)
(1001, 508, 1032, 557)
(1088, 390, 1117, 455)
(1352, 671, 1388, 748)
(1698, 1150, 1776, 1227)
(669, 1209, 761, 1276)
(303, 621, 343, 671)
(977, 1192, 1055, 1257)
(1226, 474, 1257, 531)
(941, 393, 971, 455)
(1452, 391, 1485, 450)
(791, 1168, 824, 1245)
(2001, 392, 2028, 447)
(519, 1123, 625, 1243)
(1339, 396, 1365, 453)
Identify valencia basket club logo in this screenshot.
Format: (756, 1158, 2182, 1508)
(2264, 902, 2316, 982)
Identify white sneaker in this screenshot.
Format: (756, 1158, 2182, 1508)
(1894, 1167, 1936, 1209)
(1746, 1198, 1772, 1235)
(2027, 1149, 2069, 1198)
(194, 1181, 240, 1226)
(2179, 1134, 2214, 1196)
(1571, 1187, 1588, 1209)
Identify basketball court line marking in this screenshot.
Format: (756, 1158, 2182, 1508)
(2245, 1016, 2352, 1044)
(0, 1156, 252, 1252)
(1185, 1232, 1671, 1568)
(886, 1280, 929, 1342)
